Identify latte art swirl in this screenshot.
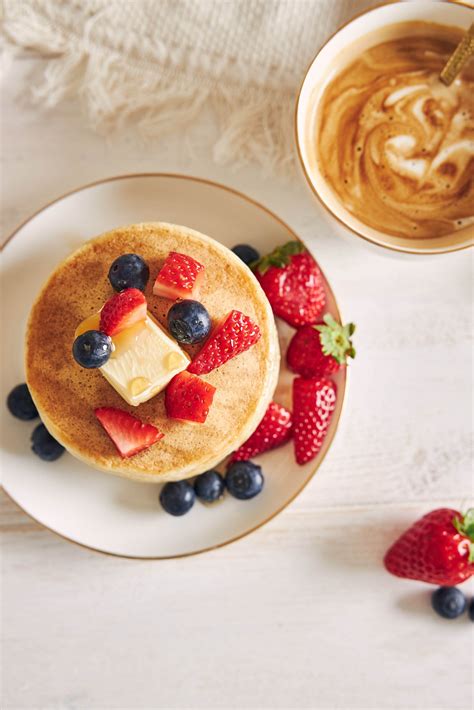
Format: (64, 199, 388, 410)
(316, 27, 474, 239)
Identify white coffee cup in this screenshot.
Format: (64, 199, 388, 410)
(296, 0, 474, 255)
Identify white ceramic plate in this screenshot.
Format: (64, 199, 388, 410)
(1, 174, 346, 558)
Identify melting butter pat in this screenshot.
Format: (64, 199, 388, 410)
(100, 314, 190, 406)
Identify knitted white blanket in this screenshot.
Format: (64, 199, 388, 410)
(2, 0, 379, 171)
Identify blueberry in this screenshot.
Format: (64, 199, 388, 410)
(194, 470, 225, 503)
(431, 586, 467, 619)
(31, 423, 65, 461)
(72, 330, 112, 368)
(160, 481, 195, 516)
(232, 244, 260, 266)
(167, 300, 211, 345)
(108, 253, 150, 292)
(226, 460, 264, 500)
(7, 383, 38, 420)
(469, 598, 474, 622)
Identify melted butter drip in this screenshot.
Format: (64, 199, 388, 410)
(128, 377, 151, 396)
(110, 320, 147, 358)
(315, 24, 474, 239)
(74, 312, 101, 338)
(165, 351, 186, 370)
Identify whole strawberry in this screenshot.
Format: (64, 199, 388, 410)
(384, 508, 474, 586)
(231, 401, 293, 461)
(287, 314, 356, 379)
(253, 241, 326, 327)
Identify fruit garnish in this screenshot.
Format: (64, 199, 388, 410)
(253, 241, 326, 327)
(165, 371, 216, 424)
(226, 461, 264, 500)
(431, 587, 467, 619)
(167, 299, 212, 344)
(160, 481, 196, 516)
(384, 508, 474, 585)
(292, 377, 336, 465)
(31, 423, 65, 462)
(108, 253, 150, 292)
(99, 288, 147, 337)
(188, 310, 261, 375)
(232, 244, 260, 265)
(194, 470, 225, 502)
(153, 252, 205, 300)
(287, 315, 356, 379)
(7, 383, 38, 421)
(95, 406, 163, 458)
(72, 330, 112, 369)
(231, 401, 292, 461)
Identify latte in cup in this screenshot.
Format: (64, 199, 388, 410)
(312, 21, 474, 241)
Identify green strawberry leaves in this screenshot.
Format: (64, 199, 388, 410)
(252, 240, 305, 274)
(453, 509, 474, 563)
(315, 314, 356, 365)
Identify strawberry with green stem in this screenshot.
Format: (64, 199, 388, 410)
(287, 314, 356, 379)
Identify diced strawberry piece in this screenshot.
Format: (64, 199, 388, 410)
(292, 377, 336, 465)
(188, 310, 261, 375)
(95, 406, 163, 458)
(165, 371, 216, 424)
(231, 401, 293, 461)
(153, 252, 205, 300)
(99, 288, 147, 337)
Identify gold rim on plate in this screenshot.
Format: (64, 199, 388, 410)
(294, 0, 474, 255)
(1, 172, 348, 560)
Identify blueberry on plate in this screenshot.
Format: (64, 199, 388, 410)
(108, 253, 150, 292)
(72, 330, 112, 368)
(469, 598, 474, 622)
(194, 470, 225, 503)
(232, 244, 260, 266)
(167, 300, 211, 345)
(226, 460, 264, 500)
(160, 481, 196, 516)
(7, 383, 38, 420)
(431, 586, 467, 619)
(31, 423, 65, 462)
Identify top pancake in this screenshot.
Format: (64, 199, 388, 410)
(25, 223, 280, 482)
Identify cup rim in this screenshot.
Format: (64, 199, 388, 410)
(294, 0, 474, 255)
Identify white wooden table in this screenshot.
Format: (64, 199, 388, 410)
(1, 54, 472, 710)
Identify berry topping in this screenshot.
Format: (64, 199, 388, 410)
(232, 401, 292, 461)
(431, 587, 467, 619)
(167, 299, 212, 345)
(99, 288, 147, 337)
(188, 310, 261, 375)
(194, 470, 225, 502)
(7, 383, 38, 420)
(72, 330, 112, 369)
(165, 371, 216, 424)
(226, 460, 264, 500)
(292, 377, 336, 465)
(31, 423, 65, 461)
(153, 252, 205, 300)
(287, 315, 356, 379)
(232, 244, 260, 265)
(253, 241, 326, 327)
(160, 481, 196, 516)
(108, 253, 150, 292)
(95, 406, 163, 458)
(384, 508, 474, 586)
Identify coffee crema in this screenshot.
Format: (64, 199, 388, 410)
(315, 22, 474, 240)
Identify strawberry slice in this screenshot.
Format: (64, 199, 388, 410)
(287, 315, 356, 379)
(292, 377, 336, 465)
(188, 310, 261, 375)
(165, 371, 216, 423)
(153, 252, 205, 300)
(95, 407, 163, 458)
(253, 241, 326, 327)
(99, 288, 147, 337)
(231, 401, 293, 461)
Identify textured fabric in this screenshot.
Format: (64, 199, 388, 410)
(1, 0, 380, 170)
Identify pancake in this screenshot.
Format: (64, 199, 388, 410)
(25, 223, 280, 482)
